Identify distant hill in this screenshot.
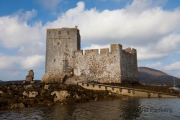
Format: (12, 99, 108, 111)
(138, 67, 180, 86)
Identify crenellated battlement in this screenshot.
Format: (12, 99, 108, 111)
(74, 50, 83, 56)
(85, 49, 99, 55)
(100, 48, 109, 54)
(123, 47, 137, 55)
(74, 44, 123, 56)
(131, 48, 137, 55)
(110, 44, 122, 52)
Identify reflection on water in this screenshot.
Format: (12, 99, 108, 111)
(0, 98, 180, 120)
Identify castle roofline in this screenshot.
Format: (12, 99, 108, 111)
(47, 27, 79, 30)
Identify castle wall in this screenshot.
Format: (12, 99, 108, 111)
(120, 48, 138, 83)
(43, 27, 138, 84)
(73, 44, 122, 83)
(45, 28, 80, 73)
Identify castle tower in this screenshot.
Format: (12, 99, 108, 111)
(42, 27, 80, 83)
(42, 27, 138, 84)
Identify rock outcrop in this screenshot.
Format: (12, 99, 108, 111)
(22, 91, 38, 98)
(51, 90, 70, 102)
(0, 83, 125, 110)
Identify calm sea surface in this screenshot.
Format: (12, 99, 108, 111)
(0, 98, 180, 120)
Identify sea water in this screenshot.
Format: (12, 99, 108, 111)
(0, 98, 180, 120)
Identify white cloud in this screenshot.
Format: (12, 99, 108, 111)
(0, 9, 44, 49)
(144, 61, 180, 78)
(0, 9, 45, 59)
(21, 55, 44, 69)
(125, 0, 168, 13)
(125, 0, 153, 12)
(0, 53, 44, 70)
(155, 34, 180, 53)
(12, 9, 37, 21)
(136, 46, 168, 60)
(0, 54, 21, 70)
(165, 62, 180, 71)
(145, 62, 163, 69)
(17, 42, 45, 56)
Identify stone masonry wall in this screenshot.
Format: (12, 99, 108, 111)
(45, 28, 80, 73)
(120, 48, 138, 83)
(73, 44, 122, 83)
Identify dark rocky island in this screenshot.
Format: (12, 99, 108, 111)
(1, 66, 180, 110)
(0, 82, 127, 110)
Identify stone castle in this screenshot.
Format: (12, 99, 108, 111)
(42, 27, 138, 84)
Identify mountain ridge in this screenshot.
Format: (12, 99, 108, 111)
(138, 67, 180, 86)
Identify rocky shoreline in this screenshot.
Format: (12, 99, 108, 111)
(0, 83, 129, 110)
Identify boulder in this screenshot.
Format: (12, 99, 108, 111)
(23, 91, 38, 98)
(25, 85, 34, 90)
(51, 90, 70, 102)
(10, 103, 25, 109)
(0, 91, 4, 95)
(44, 85, 50, 89)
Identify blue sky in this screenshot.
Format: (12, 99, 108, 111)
(0, 0, 180, 81)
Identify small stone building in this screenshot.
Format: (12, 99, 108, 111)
(42, 27, 138, 83)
